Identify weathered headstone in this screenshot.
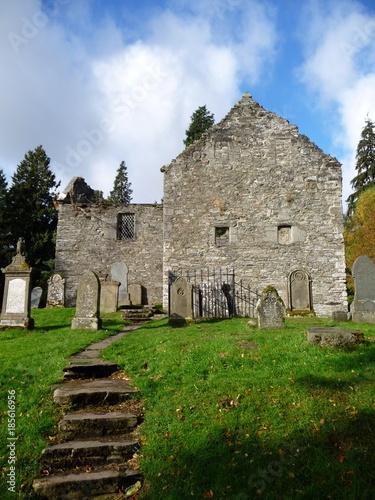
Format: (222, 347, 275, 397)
(307, 327, 364, 347)
(169, 277, 193, 324)
(288, 269, 312, 312)
(47, 274, 65, 308)
(350, 255, 375, 323)
(71, 270, 101, 330)
(256, 286, 285, 329)
(332, 310, 348, 322)
(110, 261, 130, 306)
(100, 275, 120, 313)
(128, 283, 142, 306)
(0, 238, 34, 329)
(31, 287, 43, 309)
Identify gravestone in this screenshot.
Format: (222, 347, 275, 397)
(47, 274, 65, 308)
(307, 327, 364, 347)
(256, 286, 285, 329)
(169, 277, 193, 324)
(0, 238, 34, 329)
(288, 269, 312, 312)
(31, 287, 43, 309)
(350, 255, 375, 323)
(71, 270, 101, 330)
(110, 261, 130, 306)
(128, 283, 142, 306)
(100, 275, 120, 313)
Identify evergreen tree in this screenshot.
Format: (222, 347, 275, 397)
(183, 105, 215, 147)
(6, 146, 60, 280)
(0, 169, 10, 271)
(346, 117, 375, 215)
(108, 161, 133, 204)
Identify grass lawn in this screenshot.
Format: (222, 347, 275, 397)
(102, 316, 375, 499)
(0, 308, 128, 499)
(1, 311, 374, 499)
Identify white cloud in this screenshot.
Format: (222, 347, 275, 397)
(297, 0, 375, 205)
(0, 0, 277, 201)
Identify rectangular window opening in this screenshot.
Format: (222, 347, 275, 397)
(117, 213, 135, 240)
(278, 225, 292, 245)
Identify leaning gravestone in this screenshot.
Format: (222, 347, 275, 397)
(31, 287, 43, 309)
(169, 277, 193, 325)
(46, 274, 65, 308)
(350, 255, 375, 323)
(256, 286, 285, 329)
(110, 261, 130, 306)
(0, 238, 34, 329)
(71, 270, 101, 330)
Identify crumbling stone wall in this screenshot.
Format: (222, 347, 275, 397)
(162, 93, 347, 316)
(55, 199, 163, 307)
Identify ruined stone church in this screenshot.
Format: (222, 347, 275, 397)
(55, 93, 348, 317)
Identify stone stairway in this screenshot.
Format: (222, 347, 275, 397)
(33, 326, 143, 499)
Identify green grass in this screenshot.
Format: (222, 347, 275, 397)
(102, 317, 375, 499)
(0, 308, 128, 499)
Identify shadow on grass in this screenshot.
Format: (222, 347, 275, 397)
(145, 409, 375, 499)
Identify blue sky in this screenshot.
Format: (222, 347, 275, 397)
(1, 0, 375, 205)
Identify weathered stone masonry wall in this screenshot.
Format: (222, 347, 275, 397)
(55, 203, 163, 307)
(162, 93, 348, 316)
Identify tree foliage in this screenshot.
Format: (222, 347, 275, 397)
(108, 161, 133, 204)
(346, 117, 375, 215)
(344, 185, 375, 296)
(6, 146, 60, 278)
(183, 105, 215, 147)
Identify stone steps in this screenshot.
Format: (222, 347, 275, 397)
(33, 326, 143, 499)
(41, 438, 139, 471)
(33, 468, 142, 499)
(53, 379, 137, 408)
(63, 360, 119, 380)
(58, 410, 139, 440)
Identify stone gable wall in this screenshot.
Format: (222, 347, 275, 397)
(162, 93, 347, 316)
(55, 203, 163, 307)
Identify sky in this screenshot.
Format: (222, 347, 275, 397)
(1, 0, 375, 206)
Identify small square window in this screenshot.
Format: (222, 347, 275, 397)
(117, 213, 135, 240)
(215, 226, 230, 246)
(278, 225, 291, 245)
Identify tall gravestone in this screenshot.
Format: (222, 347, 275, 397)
(47, 274, 65, 308)
(350, 255, 375, 323)
(288, 269, 312, 312)
(169, 277, 193, 324)
(110, 261, 130, 306)
(1, 238, 34, 329)
(256, 286, 285, 329)
(71, 270, 101, 330)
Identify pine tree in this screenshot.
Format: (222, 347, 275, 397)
(183, 105, 215, 147)
(108, 161, 133, 204)
(6, 146, 60, 276)
(346, 117, 375, 215)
